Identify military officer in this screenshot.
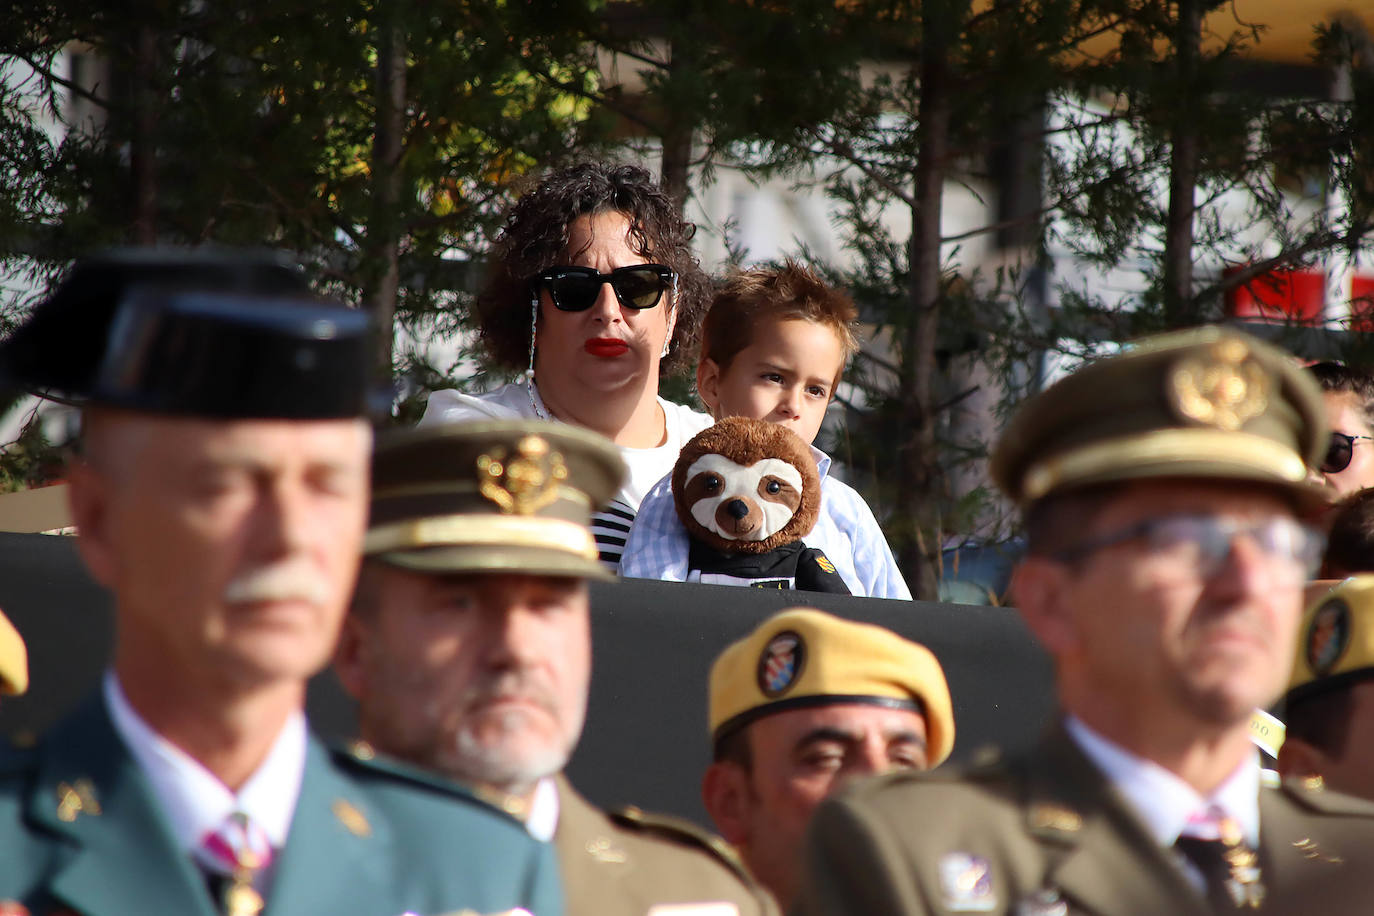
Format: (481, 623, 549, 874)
(334, 419, 779, 916)
(1278, 575, 1374, 801)
(795, 326, 1374, 916)
(0, 250, 560, 916)
(702, 607, 954, 910)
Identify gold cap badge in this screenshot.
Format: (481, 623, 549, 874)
(1168, 339, 1269, 431)
(477, 435, 568, 515)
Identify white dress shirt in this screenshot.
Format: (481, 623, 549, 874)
(524, 776, 561, 842)
(103, 670, 307, 860)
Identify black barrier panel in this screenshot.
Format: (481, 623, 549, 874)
(0, 532, 1055, 826)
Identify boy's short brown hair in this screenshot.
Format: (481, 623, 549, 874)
(701, 261, 860, 383)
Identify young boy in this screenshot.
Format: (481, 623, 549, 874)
(619, 261, 911, 598)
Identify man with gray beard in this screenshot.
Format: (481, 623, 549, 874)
(335, 419, 778, 916)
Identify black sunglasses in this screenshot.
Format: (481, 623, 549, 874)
(533, 264, 675, 312)
(1322, 432, 1374, 474)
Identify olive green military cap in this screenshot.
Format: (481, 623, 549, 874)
(366, 419, 626, 579)
(709, 607, 955, 767)
(991, 326, 1327, 505)
(1286, 574, 1374, 704)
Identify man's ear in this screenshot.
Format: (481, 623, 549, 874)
(333, 613, 370, 701)
(1277, 736, 1328, 782)
(702, 760, 752, 845)
(66, 460, 118, 589)
(1010, 558, 1079, 656)
(697, 358, 723, 417)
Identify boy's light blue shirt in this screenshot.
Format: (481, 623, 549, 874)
(618, 445, 912, 599)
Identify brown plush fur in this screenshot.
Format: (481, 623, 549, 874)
(671, 417, 821, 554)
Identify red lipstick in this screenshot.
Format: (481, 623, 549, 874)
(585, 338, 629, 358)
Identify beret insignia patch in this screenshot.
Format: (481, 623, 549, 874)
(757, 630, 805, 698)
(1306, 598, 1351, 677)
(1167, 339, 1268, 431)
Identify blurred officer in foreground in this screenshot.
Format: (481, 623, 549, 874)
(0, 250, 559, 916)
(796, 327, 1374, 916)
(335, 419, 777, 916)
(702, 607, 953, 910)
(1279, 575, 1374, 801)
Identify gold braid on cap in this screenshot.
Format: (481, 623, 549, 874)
(364, 514, 597, 558)
(1021, 428, 1308, 502)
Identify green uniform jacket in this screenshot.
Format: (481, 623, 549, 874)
(0, 695, 563, 916)
(795, 722, 1374, 916)
(553, 776, 778, 916)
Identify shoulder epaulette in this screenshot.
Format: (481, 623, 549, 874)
(608, 805, 754, 881)
(1273, 773, 1374, 817)
(326, 739, 516, 816)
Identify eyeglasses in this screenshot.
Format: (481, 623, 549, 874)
(1052, 514, 1324, 585)
(1321, 432, 1374, 474)
(533, 264, 675, 312)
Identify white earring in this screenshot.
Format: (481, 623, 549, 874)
(525, 296, 538, 382)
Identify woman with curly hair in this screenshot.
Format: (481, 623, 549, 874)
(422, 162, 713, 568)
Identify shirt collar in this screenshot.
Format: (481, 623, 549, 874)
(103, 670, 307, 853)
(1065, 715, 1260, 848)
(809, 444, 832, 479)
(525, 775, 560, 842)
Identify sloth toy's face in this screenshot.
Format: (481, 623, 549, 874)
(682, 453, 804, 543)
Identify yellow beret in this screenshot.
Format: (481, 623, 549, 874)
(991, 326, 1327, 507)
(708, 608, 954, 767)
(1287, 574, 1374, 701)
(0, 609, 28, 696)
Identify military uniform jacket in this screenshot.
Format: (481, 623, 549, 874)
(553, 775, 778, 916)
(0, 695, 563, 916)
(794, 723, 1374, 916)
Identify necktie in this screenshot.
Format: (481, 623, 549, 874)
(195, 811, 274, 916)
(1174, 808, 1264, 911)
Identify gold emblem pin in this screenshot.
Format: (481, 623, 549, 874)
(586, 835, 629, 864)
(477, 435, 568, 515)
(1028, 803, 1082, 834)
(1167, 340, 1269, 430)
(55, 778, 101, 822)
(332, 798, 371, 838)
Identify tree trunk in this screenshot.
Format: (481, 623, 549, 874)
(1162, 0, 1202, 324)
(131, 23, 158, 244)
(899, 1, 959, 602)
(658, 37, 692, 214)
(368, 18, 406, 379)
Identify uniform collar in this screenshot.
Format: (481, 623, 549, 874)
(1065, 714, 1260, 848)
(102, 670, 306, 853)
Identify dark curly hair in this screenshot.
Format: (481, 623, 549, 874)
(475, 161, 709, 375)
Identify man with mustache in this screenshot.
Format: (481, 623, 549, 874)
(795, 327, 1374, 915)
(335, 419, 778, 916)
(0, 251, 560, 916)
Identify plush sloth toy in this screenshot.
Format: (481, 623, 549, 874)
(671, 417, 849, 593)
